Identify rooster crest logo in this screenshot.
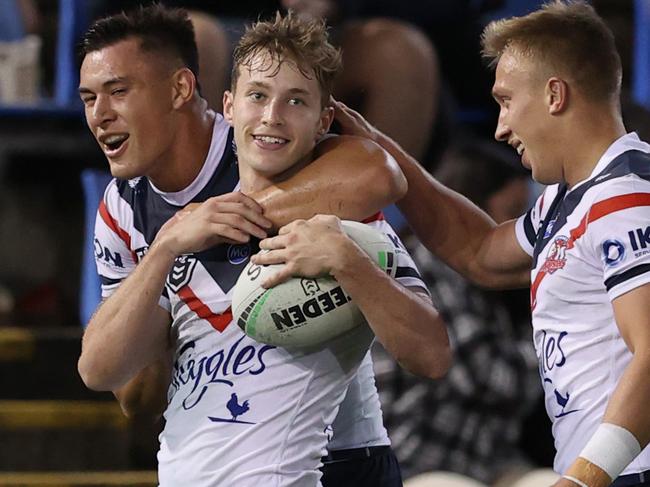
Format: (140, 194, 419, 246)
(540, 236, 568, 274)
(208, 392, 255, 425)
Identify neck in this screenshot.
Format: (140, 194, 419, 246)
(562, 103, 626, 188)
(149, 99, 216, 192)
(239, 150, 314, 194)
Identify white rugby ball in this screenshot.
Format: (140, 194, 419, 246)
(231, 220, 397, 349)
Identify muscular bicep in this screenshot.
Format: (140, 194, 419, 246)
(471, 219, 532, 288)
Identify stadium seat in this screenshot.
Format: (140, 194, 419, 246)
(0, 0, 87, 116)
(404, 472, 488, 487)
(508, 468, 560, 487)
(634, 0, 650, 109)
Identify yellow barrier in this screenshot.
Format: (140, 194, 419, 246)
(0, 401, 127, 430)
(0, 471, 157, 487)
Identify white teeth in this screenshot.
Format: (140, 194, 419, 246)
(255, 135, 286, 144)
(516, 145, 524, 156)
(104, 134, 128, 145)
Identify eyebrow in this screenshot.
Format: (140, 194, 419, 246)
(245, 80, 311, 96)
(79, 76, 130, 95)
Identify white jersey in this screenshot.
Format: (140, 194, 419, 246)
(94, 114, 426, 486)
(514, 133, 650, 474)
(328, 351, 390, 451)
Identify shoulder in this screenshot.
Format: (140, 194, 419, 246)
(315, 134, 386, 158)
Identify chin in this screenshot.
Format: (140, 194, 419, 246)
(108, 161, 139, 181)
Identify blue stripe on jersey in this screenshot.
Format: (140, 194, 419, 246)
(100, 275, 122, 286)
(396, 266, 422, 280)
(523, 209, 537, 247)
(532, 150, 650, 267)
(605, 263, 650, 291)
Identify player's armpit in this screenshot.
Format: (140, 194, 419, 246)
(250, 135, 406, 229)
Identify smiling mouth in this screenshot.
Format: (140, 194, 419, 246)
(253, 135, 289, 145)
(102, 134, 130, 153)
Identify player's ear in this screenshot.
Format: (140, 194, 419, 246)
(223, 90, 235, 126)
(546, 77, 568, 115)
(317, 105, 334, 137)
(171, 67, 196, 109)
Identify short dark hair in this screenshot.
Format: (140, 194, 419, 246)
(79, 3, 199, 78)
(232, 11, 342, 106)
(482, 0, 621, 102)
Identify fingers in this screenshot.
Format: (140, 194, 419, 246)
(208, 194, 272, 227)
(261, 266, 294, 289)
(331, 99, 368, 136)
(252, 248, 288, 265)
(206, 222, 255, 245)
(206, 204, 270, 239)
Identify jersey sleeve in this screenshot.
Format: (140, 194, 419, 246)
(94, 180, 171, 310)
(370, 220, 431, 297)
(582, 178, 650, 301)
(515, 184, 559, 256)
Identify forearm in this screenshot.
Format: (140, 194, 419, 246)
(562, 353, 650, 487)
(375, 132, 530, 288)
(114, 354, 172, 421)
(251, 135, 407, 229)
(333, 241, 451, 378)
(79, 242, 175, 391)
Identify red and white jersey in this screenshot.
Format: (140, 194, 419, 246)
(515, 133, 650, 474)
(93, 114, 425, 486)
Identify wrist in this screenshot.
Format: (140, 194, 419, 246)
(329, 235, 372, 279)
(577, 423, 641, 481)
(148, 238, 180, 265)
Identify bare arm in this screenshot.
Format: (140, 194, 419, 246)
(78, 193, 272, 391)
(559, 284, 650, 487)
(333, 100, 531, 289)
(251, 135, 407, 229)
(113, 352, 173, 420)
(255, 215, 451, 379)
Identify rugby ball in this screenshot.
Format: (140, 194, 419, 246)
(231, 220, 397, 349)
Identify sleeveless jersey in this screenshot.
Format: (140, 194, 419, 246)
(93, 114, 425, 486)
(514, 132, 650, 474)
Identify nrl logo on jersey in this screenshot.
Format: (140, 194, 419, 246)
(167, 254, 198, 292)
(540, 235, 568, 274)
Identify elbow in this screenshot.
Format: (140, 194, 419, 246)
(362, 140, 407, 203)
(77, 355, 117, 392)
(376, 153, 407, 202)
(398, 341, 452, 380)
(116, 395, 161, 421)
(427, 342, 452, 379)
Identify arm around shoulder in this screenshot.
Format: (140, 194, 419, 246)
(251, 135, 407, 228)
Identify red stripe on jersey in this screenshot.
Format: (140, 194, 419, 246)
(178, 285, 232, 332)
(531, 192, 650, 310)
(362, 211, 385, 223)
(98, 200, 139, 263)
(568, 193, 650, 249)
(530, 271, 546, 311)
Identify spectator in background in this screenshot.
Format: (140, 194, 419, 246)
(374, 139, 541, 485)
